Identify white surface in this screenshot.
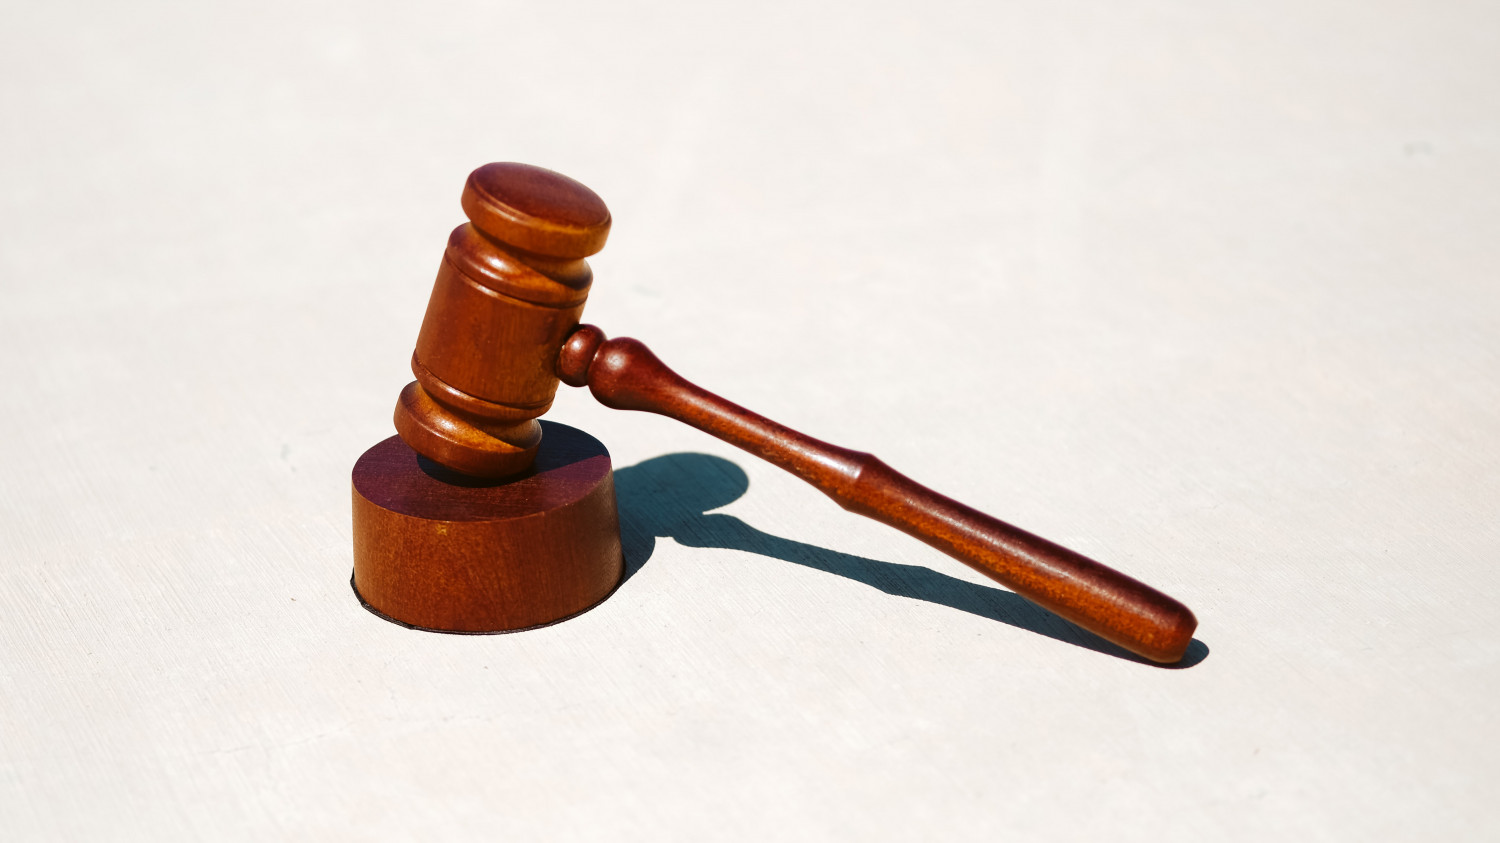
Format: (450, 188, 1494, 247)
(3, 1, 1498, 839)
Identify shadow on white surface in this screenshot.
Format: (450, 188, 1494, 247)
(615, 453, 1210, 669)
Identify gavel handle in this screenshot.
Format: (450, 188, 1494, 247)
(562, 330, 1197, 663)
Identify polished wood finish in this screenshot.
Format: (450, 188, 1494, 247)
(375, 161, 1197, 662)
(562, 328, 1198, 663)
(393, 163, 611, 478)
(352, 423, 623, 632)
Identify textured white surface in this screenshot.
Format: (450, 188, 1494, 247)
(2, 1, 1497, 839)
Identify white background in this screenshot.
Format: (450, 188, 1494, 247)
(2, 1, 1496, 839)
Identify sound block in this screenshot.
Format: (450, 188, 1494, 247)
(351, 421, 623, 632)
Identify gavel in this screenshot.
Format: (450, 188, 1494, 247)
(352, 162, 1197, 664)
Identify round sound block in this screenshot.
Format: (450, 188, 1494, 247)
(351, 421, 623, 632)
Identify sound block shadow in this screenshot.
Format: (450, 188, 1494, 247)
(613, 453, 1209, 669)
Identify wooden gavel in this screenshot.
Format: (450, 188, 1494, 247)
(373, 162, 1197, 663)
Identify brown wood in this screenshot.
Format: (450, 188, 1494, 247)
(561, 328, 1198, 663)
(393, 163, 611, 478)
(351, 422, 623, 632)
(367, 161, 1198, 662)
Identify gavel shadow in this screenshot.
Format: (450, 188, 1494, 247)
(613, 453, 1209, 668)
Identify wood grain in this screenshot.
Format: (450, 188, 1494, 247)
(393, 163, 612, 478)
(352, 422, 623, 632)
(395, 164, 1197, 662)
(562, 328, 1198, 663)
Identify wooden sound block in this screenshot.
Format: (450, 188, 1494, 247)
(351, 421, 623, 633)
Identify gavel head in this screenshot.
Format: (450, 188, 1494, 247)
(393, 163, 611, 477)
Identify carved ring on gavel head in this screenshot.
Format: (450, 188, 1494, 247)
(353, 163, 1199, 664)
